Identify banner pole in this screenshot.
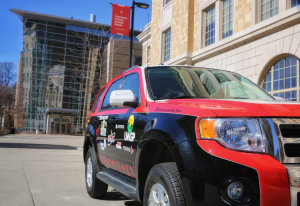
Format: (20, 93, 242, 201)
(129, 1, 135, 68)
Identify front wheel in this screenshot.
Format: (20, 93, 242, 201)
(85, 147, 108, 198)
(143, 163, 185, 206)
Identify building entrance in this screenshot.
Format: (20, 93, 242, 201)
(44, 108, 80, 135)
(50, 118, 72, 135)
(53, 122, 67, 134)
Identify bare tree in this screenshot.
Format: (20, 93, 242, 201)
(0, 62, 15, 87)
(0, 62, 16, 128)
(66, 25, 130, 95)
(63, 25, 131, 128)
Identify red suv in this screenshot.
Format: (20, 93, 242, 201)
(84, 65, 299, 206)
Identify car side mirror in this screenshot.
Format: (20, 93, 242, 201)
(110, 90, 139, 108)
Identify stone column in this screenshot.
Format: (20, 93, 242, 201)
(46, 115, 50, 134)
(43, 114, 47, 134)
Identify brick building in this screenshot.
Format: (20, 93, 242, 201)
(138, 0, 300, 101)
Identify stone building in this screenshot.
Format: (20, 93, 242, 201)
(12, 9, 142, 134)
(138, 0, 300, 101)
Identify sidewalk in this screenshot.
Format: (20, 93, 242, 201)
(0, 134, 142, 206)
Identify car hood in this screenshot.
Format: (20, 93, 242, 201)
(147, 99, 300, 118)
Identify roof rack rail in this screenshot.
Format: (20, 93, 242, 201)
(123, 65, 140, 73)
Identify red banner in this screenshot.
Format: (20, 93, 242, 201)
(111, 4, 131, 36)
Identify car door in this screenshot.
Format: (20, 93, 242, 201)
(107, 72, 141, 175)
(88, 85, 107, 159)
(95, 78, 123, 164)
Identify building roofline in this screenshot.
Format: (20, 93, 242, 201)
(10, 9, 142, 36)
(44, 108, 80, 114)
(137, 22, 151, 42)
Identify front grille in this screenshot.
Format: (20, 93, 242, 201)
(280, 124, 300, 138)
(284, 144, 300, 157)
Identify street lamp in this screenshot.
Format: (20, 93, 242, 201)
(129, 1, 149, 68)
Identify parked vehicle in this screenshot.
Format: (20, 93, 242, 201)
(84, 65, 299, 206)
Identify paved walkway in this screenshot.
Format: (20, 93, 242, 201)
(0, 134, 142, 206)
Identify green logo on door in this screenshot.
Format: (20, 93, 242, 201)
(127, 115, 134, 133)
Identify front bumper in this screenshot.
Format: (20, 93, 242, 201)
(268, 118, 300, 206)
(286, 165, 300, 206)
(187, 117, 293, 206)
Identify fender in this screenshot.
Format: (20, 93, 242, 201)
(135, 113, 197, 166)
(173, 139, 261, 206)
(83, 130, 98, 163)
(135, 129, 178, 202)
(135, 113, 198, 202)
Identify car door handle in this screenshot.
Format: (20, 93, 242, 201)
(108, 117, 119, 124)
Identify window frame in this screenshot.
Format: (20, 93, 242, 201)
(100, 78, 123, 111)
(258, 0, 279, 22)
(261, 56, 300, 101)
(163, 0, 172, 7)
(221, 0, 234, 40)
(162, 28, 172, 62)
(100, 72, 142, 111)
(90, 85, 107, 114)
(288, 0, 300, 8)
(203, 4, 216, 47)
(120, 72, 142, 106)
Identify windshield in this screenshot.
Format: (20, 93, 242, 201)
(146, 67, 274, 101)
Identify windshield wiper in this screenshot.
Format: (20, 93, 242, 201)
(170, 95, 198, 99)
(154, 96, 208, 100)
(227, 97, 249, 99)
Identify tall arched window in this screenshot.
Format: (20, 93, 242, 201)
(262, 56, 299, 101)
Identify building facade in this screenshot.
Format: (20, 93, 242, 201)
(12, 9, 142, 134)
(138, 0, 300, 101)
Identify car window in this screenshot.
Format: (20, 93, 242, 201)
(101, 78, 123, 110)
(90, 86, 107, 113)
(147, 67, 274, 101)
(120, 73, 141, 102)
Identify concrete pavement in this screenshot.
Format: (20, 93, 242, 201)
(0, 134, 142, 206)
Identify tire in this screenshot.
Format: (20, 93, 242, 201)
(143, 162, 185, 206)
(85, 147, 108, 198)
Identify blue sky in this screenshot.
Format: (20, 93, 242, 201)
(0, 0, 152, 72)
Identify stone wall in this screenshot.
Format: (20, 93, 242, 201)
(195, 23, 300, 84)
(235, 0, 252, 32)
(171, 0, 194, 58)
(150, 0, 162, 64)
(142, 44, 148, 65)
(193, 0, 200, 51)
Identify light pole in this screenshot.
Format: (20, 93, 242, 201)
(129, 1, 149, 68)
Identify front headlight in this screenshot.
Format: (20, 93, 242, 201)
(200, 118, 268, 153)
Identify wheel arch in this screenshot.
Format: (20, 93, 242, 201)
(136, 129, 178, 202)
(83, 133, 97, 162)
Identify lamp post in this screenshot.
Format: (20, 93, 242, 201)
(129, 1, 149, 68)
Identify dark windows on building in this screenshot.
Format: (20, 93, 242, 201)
(163, 29, 171, 62)
(262, 56, 299, 101)
(21, 19, 110, 131)
(291, 0, 300, 7)
(261, 0, 279, 21)
(205, 7, 215, 46)
(164, 0, 171, 6)
(222, 0, 234, 39)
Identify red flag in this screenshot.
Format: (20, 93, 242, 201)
(111, 4, 131, 36)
